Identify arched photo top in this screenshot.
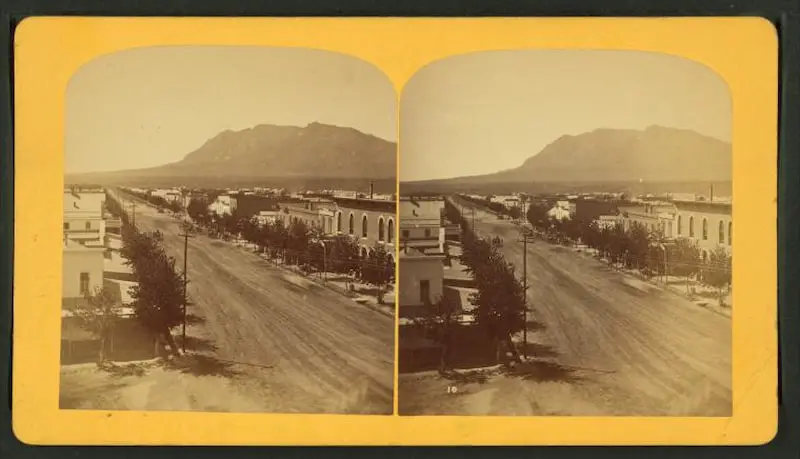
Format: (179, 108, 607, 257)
(400, 49, 731, 185)
(65, 46, 396, 180)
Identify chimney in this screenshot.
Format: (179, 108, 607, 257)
(369, 181, 374, 200)
(710, 184, 714, 203)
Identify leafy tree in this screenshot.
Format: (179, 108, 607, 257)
(73, 286, 123, 363)
(361, 244, 394, 303)
(328, 235, 361, 280)
(703, 246, 732, 306)
(412, 293, 460, 373)
(668, 238, 701, 294)
(287, 219, 310, 265)
(526, 203, 550, 232)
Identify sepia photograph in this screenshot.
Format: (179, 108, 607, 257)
(59, 46, 397, 414)
(398, 50, 733, 416)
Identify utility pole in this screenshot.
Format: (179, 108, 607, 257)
(178, 222, 193, 353)
(517, 233, 535, 360)
(131, 202, 137, 228)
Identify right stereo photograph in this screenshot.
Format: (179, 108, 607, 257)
(397, 50, 733, 417)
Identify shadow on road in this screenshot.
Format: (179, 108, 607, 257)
(521, 342, 559, 359)
(179, 335, 218, 353)
(185, 313, 206, 326)
(100, 361, 149, 378)
(165, 354, 241, 378)
(503, 359, 583, 384)
(440, 368, 491, 385)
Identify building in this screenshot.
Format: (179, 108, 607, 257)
(280, 198, 337, 235)
(208, 194, 234, 216)
(618, 202, 677, 236)
(254, 210, 281, 227)
(595, 214, 621, 229)
(62, 237, 104, 309)
(490, 195, 522, 211)
(399, 197, 445, 255)
(573, 199, 619, 223)
(398, 247, 445, 317)
(673, 199, 732, 258)
(151, 188, 183, 203)
(332, 197, 396, 258)
(230, 194, 281, 220)
(64, 189, 106, 248)
(547, 200, 575, 221)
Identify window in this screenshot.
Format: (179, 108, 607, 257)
(728, 221, 732, 246)
(402, 229, 410, 239)
(668, 221, 673, 237)
(378, 217, 385, 242)
(349, 213, 354, 235)
(85, 221, 91, 230)
(702, 218, 708, 240)
(420, 280, 430, 304)
(424, 228, 431, 238)
(336, 212, 342, 233)
(718, 221, 725, 244)
(677, 215, 682, 235)
(689, 216, 694, 237)
(80, 272, 90, 295)
(64, 222, 69, 231)
(362, 215, 368, 238)
(387, 219, 394, 243)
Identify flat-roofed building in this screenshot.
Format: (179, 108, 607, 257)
(673, 199, 732, 259)
(64, 189, 106, 248)
(399, 196, 445, 255)
(332, 197, 396, 259)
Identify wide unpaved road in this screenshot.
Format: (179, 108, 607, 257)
(113, 192, 394, 414)
(401, 198, 731, 416)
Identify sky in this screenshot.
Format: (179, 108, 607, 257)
(400, 50, 731, 181)
(65, 46, 397, 173)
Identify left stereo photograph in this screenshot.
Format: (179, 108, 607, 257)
(59, 46, 397, 414)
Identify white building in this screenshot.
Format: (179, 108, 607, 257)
(208, 195, 234, 216)
(547, 200, 575, 221)
(64, 189, 106, 248)
(254, 210, 281, 227)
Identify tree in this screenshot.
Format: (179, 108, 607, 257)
(73, 286, 123, 363)
(668, 238, 701, 294)
(526, 203, 549, 232)
(287, 219, 310, 265)
(627, 222, 650, 271)
(129, 250, 185, 354)
(361, 244, 394, 303)
(328, 235, 361, 282)
(412, 293, 460, 373)
(703, 246, 732, 306)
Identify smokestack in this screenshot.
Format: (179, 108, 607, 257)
(370, 181, 374, 200)
(710, 184, 714, 203)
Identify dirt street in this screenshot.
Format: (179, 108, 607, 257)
(399, 199, 731, 416)
(62, 193, 394, 414)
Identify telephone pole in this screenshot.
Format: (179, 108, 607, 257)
(517, 233, 535, 360)
(178, 222, 193, 352)
(130, 202, 137, 228)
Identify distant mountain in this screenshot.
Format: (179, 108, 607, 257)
(67, 122, 397, 186)
(404, 125, 731, 187)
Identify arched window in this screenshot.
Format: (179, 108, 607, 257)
(378, 217, 385, 242)
(689, 216, 695, 237)
(336, 212, 342, 233)
(362, 215, 368, 238)
(702, 218, 708, 240)
(387, 218, 394, 243)
(718, 220, 725, 244)
(349, 213, 354, 235)
(360, 247, 368, 258)
(701, 250, 707, 262)
(728, 221, 732, 246)
(677, 215, 682, 235)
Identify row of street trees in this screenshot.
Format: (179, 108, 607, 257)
(186, 197, 396, 303)
(126, 189, 184, 214)
(105, 193, 187, 356)
(416, 199, 528, 370)
(458, 194, 522, 220)
(525, 203, 732, 302)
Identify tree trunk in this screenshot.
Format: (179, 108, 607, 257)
(504, 334, 522, 364)
(98, 336, 107, 363)
(162, 329, 180, 356)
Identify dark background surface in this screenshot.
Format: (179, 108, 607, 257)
(1, 0, 798, 457)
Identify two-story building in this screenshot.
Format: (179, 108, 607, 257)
(399, 197, 445, 256)
(64, 189, 106, 248)
(673, 199, 732, 259)
(281, 198, 337, 235)
(62, 237, 104, 309)
(332, 197, 397, 260)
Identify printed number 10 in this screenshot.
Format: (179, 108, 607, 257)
(447, 385, 458, 394)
